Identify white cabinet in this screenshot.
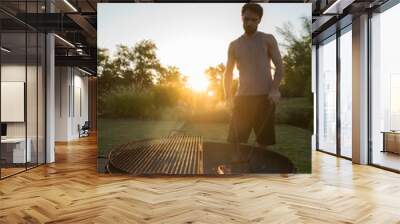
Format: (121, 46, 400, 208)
(1, 138, 32, 163)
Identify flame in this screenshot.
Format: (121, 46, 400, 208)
(216, 165, 231, 175)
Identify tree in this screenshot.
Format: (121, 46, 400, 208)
(98, 48, 122, 97)
(205, 63, 225, 101)
(205, 63, 239, 101)
(276, 17, 312, 99)
(132, 40, 163, 89)
(157, 66, 187, 87)
(113, 44, 135, 85)
(98, 40, 165, 91)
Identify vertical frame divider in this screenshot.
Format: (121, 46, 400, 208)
(25, 0, 28, 171)
(336, 25, 341, 157)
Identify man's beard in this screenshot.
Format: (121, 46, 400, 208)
(244, 26, 256, 35)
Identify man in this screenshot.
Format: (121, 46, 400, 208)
(224, 3, 284, 148)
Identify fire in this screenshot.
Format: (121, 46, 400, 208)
(216, 165, 231, 175)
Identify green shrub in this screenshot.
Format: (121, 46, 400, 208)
(275, 97, 313, 130)
(101, 87, 155, 118)
(151, 85, 182, 108)
(185, 108, 230, 123)
(100, 86, 187, 120)
(100, 88, 314, 131)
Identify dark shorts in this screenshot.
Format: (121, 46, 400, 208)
(227, 95, 276, 146)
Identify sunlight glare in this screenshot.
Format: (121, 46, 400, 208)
(187, 74, 209, 92)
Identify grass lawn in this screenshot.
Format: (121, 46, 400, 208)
(98, 119, 311, 173)
(278, 97, 313, 111)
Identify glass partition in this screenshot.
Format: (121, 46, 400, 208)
(370, 3, 400, 171)
(0, 1, 46, 179)
(1, 31, 28, 177)
(317, 35, 337, 154)
(339, 26, 352, 158)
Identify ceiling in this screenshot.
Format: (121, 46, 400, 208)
(0, 0, 394, 74)
(310, 0, 390, 42)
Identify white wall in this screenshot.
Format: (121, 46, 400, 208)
(1, 65, 26, 140)
(71, 72, 89, 138)
(55, 67, 70, 141)
(0, 65, 38, 138)
(55, 67, 89, 141)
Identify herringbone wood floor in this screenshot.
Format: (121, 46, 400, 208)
(1, 135, 400, 224)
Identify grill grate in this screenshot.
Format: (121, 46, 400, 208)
(108, 135, 204, 175)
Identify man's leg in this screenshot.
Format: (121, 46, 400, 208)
(227, 96, 252, 144)
(226, 96, 255, 166)
(254, 96, 276, 148)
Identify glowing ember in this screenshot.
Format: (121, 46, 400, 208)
(216, 165, 231, 175)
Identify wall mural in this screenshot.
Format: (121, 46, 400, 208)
(97, 3, 313, 175)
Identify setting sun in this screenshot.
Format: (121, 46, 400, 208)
(187, 74, 209, 92)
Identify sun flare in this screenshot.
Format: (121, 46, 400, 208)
(187, 74, 209, 92)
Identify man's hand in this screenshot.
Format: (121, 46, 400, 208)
(268, 88, 281, 104)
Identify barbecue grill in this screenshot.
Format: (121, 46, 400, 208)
(106, 135, 295, 175)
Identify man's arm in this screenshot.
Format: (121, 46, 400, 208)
(268, 35, 284, 91)
(224, 42, 235, 102)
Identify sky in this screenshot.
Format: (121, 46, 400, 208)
(98, 3, 311, 91)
